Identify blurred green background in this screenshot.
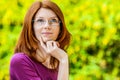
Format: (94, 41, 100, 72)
(0, 0, 120, 80)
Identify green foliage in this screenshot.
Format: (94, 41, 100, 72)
(0, 0, 120, 80)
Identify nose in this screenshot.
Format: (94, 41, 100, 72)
(43, 21, 51, 29)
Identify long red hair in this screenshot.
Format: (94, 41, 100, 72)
(14, 1, 71, 68)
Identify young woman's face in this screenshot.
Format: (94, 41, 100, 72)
(33, 8, 60, 42)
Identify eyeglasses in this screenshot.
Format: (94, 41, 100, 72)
(32, 18, 61, 26)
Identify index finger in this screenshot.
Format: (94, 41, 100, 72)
(39, 36, 46, 49)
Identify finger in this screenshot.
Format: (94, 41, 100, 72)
(56, 41, 60, 47)
(47, 41, 60, 48)
(39, 36, 46, 49)
(46, 41, 53, 49)
(52, 41, 60, 47)
(52, 41, 59, 48)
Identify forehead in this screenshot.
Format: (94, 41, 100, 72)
(35, 8, 57, 18)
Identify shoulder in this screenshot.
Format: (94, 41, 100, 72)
(10, 53, 42, 80)
(10, 53, 27, 63)
(10, 53, 36, 75)
(11, 53, 26, 60)
(10, 53, 33, 68)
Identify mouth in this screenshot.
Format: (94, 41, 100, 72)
(41, 32, 53, 37)
(42, 32, 53, 34)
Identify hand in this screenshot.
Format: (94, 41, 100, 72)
(38, 37, 69, 80)
(39, 36, 68, 62)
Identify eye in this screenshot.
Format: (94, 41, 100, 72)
(37, 19, 45, 23)
(50, 19, 58, 23)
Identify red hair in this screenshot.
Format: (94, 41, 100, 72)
(14, 1, 71, 68)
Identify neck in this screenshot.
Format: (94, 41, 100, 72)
(42, 55, 52, 69)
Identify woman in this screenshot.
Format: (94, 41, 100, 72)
(10, 0, 71, 80)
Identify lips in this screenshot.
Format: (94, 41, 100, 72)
(41, 32, 53, 36)
(42, 32, 52, 34)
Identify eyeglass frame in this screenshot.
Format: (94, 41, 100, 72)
(32, 17, 61, 26)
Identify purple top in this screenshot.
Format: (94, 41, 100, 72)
(10, 53, 58, 80)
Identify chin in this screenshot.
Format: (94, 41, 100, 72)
(43, 38, 53, 42)
(43, 38, 56, 43)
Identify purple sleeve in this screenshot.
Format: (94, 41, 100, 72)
(10, 53, 41, 80)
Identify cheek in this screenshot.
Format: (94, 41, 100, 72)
(53, 28, 60, 39)
(34, 26, 42, 40)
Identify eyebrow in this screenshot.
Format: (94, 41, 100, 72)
(35, 16, 58, 19)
